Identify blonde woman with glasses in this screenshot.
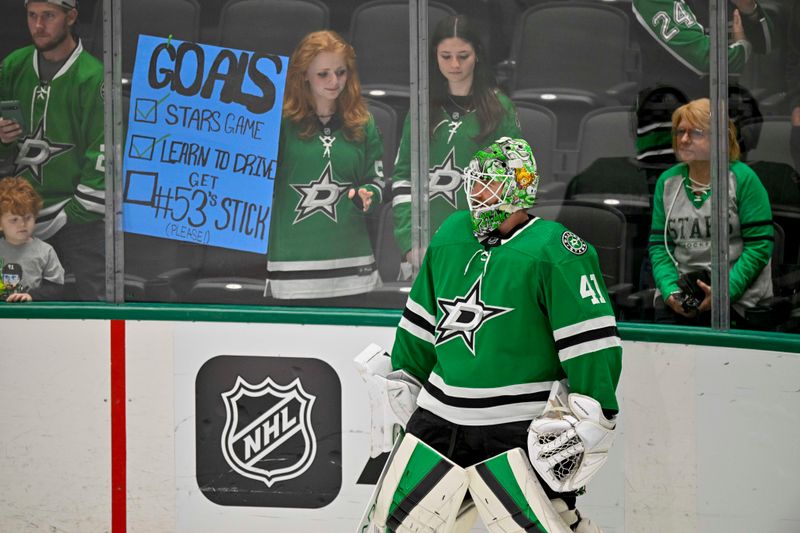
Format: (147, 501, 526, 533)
(648, 98, 774, 326)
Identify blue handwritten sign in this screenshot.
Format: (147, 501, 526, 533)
(123, 35, 287, 253)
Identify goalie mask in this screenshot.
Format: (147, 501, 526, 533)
(463, 137, 539, 238)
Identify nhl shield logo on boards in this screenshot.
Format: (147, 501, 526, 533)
(220, 376, 317, 487)
(195, 354, 341, 508)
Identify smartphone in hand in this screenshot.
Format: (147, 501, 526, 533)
(0, 100, 27, 135)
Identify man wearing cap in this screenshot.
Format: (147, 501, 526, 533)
(0, 0, 105, 300)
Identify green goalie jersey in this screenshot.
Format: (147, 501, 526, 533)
(391, 92, 521, 255)
(392, 211, 622, 426)
(266, 115, 384, 299)
(0, 41, 105, 239)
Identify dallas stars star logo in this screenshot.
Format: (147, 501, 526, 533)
(290, 162, 351, 224)
(435, 277, 513, 355)
(429, 147, 462, 208)
(13, 119, 73, 185)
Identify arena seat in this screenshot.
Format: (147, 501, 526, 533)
(507, 1, 639, 146)
(349, 0, 455, 98)
(575, 106, 636, 174)
(529, 200, 633, 312)
(218, 0, 329, 57)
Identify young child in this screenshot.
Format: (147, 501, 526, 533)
(0, 177, 64, 302)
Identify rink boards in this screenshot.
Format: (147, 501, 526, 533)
(0, 315, 797, 533)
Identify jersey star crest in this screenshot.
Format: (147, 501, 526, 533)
(435, 277, 513, 355)
(429, 147, 462, 208)
(290, 162, 351, 224)
(13, 119, 73, 184)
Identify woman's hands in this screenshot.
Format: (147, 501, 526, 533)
(665, 278, 712, 317)
(348, 187, 374, 212)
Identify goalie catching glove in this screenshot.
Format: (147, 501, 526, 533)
(527, 381, 616, 493)
(354, 343, 422, 457)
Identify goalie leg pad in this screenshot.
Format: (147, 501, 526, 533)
(364, 433, 469, 532)
(466, 448, 572, 533)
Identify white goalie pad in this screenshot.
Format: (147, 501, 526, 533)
(354, 343, 422, 457)
(527, 381, 616, 493)
(466, 448, 572, 533)
(359, 433, 469, 532)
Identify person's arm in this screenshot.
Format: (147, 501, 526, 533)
(545, 241, 622, 413)
(632, 0, 754, 75)
(729, 164, 773, 302)
(734, 0, 773, 54)
(349, 115, 385, 214)
(67, 70, 105, 222)
(27, 246, 65, 301)
(390, 113, 413, 256)
(648, 172, 682, 300)
(390, 247, 438, 382)
(0, 57, 23, 153)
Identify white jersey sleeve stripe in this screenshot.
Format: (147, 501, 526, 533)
(399, 316, 435, 344)
(558, 336, 622, 363)
(552, 315, 617, 341)
(406, 298, 436, 327)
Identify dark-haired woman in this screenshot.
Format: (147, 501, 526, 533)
(391, 15, 521, 269)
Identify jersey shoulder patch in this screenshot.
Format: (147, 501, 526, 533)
(561, 230, 588, 255)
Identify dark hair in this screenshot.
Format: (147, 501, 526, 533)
(429, 15, 503, 143)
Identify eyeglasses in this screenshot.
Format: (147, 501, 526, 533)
(672, 127, 706, 140)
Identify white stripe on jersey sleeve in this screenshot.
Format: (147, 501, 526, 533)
(552, 315, 617, 341)
(75, 184, 106, 214)
(398, 316, 435, 344)
(558, 336, 622, 363)
(406, 298, 436, 327)
(398, 298, 436, 344)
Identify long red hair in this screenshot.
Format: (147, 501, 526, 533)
(283, 30, 369, 142)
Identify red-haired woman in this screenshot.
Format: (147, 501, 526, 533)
(266, 31, 384, 300)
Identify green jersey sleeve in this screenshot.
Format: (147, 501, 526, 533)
(70, 67, 106, 221)
(543, 233, 622, 412)
(649, 169, 682, 298)
(357, 115, 385, 213)
(632, 0, 752, 75)
(390, 113, 413, 254)
(730, 162, 773, 302)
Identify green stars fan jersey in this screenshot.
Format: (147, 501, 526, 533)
(648, 161, 773, 312)
(266, 115, 384, 299)
(392, 211, 622, 426)
(391, 92, 521, 255)
(0, 41, 105, 239)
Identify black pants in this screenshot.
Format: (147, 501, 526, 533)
(405, 407, 577, 507)
(48, 220, 106, 301)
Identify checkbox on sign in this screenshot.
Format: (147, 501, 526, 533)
(124, 170, 159, 206)
(128, 134, 157, 160)
(134, 97, 159, 123)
